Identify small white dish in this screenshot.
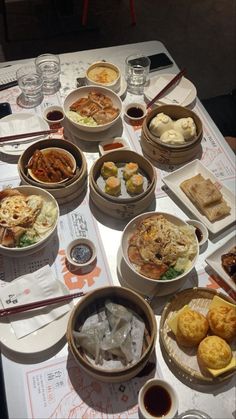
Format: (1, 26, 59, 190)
(124, 102, 147, 125)
(0, 113, 49, 156)
(138, 378, 179, 419)
(162, 159, 236, 234)
(98, 137, 130, 155)
(43, 105, 65, 128)
(144, 73, 197, 107)
(186, 219, 208, 246)
(206, 235, 236, 292)
(86, 61, 121, 93)
(66, 238, 97, 275)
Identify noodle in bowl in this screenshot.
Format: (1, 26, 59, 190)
(121, 211, 199, 296)
(0, 186, 59, 257)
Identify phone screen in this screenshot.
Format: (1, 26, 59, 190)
(148, 53, 173, 72)
(0, 102, 12, 119)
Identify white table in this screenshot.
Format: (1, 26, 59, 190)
(0, 41, 235, 419)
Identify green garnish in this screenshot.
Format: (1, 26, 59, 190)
(160, 267, 184, 280)
(19, 234, 37, 248)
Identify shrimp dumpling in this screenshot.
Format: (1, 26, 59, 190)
(149, 112, 174, 137)
(174, 117, 197, 140)
(160, 129, 185, 144)
(123, 162, 138, 180)
(126, 174, 144, 194)
(101, 161, 118, 179)
(105, 176, 121, 196)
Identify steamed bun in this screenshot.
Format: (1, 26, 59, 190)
(174, 117, 197, 140)
(160, 129, 185, 144)
(149, 113, 174, 137)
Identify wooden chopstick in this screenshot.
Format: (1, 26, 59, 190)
(0, 291, 85, 318)
(0, 129, 58, 143)
(146, 68, 186, 109)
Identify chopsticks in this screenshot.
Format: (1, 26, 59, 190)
(146, 68, 186, 109)
(0, 80, 18, 91)
(0, 291, 85, 318)
(0, 129, 58, 143)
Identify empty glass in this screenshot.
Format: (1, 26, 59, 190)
(16, 65, 43, 108)
(125, 54, 151, 94)
(35, 53, 61, 95)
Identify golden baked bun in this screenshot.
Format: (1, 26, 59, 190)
(198, 336, 232, 369)
(176, 309, 209, 347)
(207, 306, 236, 341)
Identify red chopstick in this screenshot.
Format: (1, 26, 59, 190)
(146, 68, 186, 109)
(0, 291, 85, 318)
(0, 129, 58, 143)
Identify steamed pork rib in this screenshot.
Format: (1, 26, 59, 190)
(69, 90, 119, 125)
(0, 188, 57, 248)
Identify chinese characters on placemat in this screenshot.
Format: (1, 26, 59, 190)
(23, 354, 160, 419)
(125, 101, 235, 199)
(0, 177, 113, 292)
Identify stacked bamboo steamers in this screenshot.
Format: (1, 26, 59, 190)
(141, 105, 203, 165)
(18, 138, 87, 204)
(89, 149, 157, 220)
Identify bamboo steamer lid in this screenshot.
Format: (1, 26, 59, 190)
(18, 138, 87, 204)
(66, 286, 157, 383)
(141, 105, 203, 165)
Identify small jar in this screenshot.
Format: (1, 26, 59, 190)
(177, 409, 212, 419)
(43, 105, 65, 129)
(66, 238, 97, 275)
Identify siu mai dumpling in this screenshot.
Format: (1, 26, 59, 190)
(105, 176, 121, 196)
(160, 129, 185, 144)
(123, 162, 138, 180)
(149, 112, 174, 137)
(126, 174, 144, 194)
(101, 161, 118, 178)
(174, 117, 197, 140)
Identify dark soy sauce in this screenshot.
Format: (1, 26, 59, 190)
(46, 110, 64, 121)
(70, 244, 93, 264)
(195, 227, 203, 243)
(144, 385, 172, 417)
(127, 107, 144, 118)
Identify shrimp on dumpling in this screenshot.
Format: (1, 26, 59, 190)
(174, 117, 197, 140)
(149, 112, 174, 137)
(101, 161, 118, 179)
(123, 162, 138, 180)
(126, 174, 144, 194)
(105, 176, 121, 196)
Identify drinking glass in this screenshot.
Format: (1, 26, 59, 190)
(16, 65, 43, 108)
(125, 54, 151, 94)
(35, 53, 61, 95)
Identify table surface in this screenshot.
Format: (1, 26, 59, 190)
(0, 40, 235, 419)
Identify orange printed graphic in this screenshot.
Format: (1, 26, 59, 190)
(58, 250, 101, 290)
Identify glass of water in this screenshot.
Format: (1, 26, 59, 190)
(16, 65, 43, 108)
(125, 54, 151, 94)
(35, 53, 61, 95)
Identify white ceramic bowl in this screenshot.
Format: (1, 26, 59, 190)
(121, 211, 199, 297)
(186, 219, 209, 246)
(63, 86, 122, 133)
(138, 378, 179, 419)
(0, 185, 59, 257)
(27, 147, 77, 186)
(86, 61, 121, 92)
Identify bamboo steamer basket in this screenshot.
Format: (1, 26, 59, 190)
(141, 105, 203, 165)
(89, 149, 157, 219)
(18, 138, 87, 204)
(67, 286, 157, 383)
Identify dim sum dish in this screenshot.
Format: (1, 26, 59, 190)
(160, 288, 236, 383)
(0, 186, 59, 257)
(67, 286, 157, 382)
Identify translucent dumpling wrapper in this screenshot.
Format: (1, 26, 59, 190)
(33, 201, 58, 237)
(105, 299, 132, 329)
(149, 112, 174, 137)
(174, 117, 197, 140)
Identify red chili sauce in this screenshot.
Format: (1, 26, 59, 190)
(103, 142, 124, 151)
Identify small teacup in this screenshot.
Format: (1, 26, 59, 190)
(124, 102, 147, 126)
(138, 378, 178, 419)
(43, 105, 65, 129)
